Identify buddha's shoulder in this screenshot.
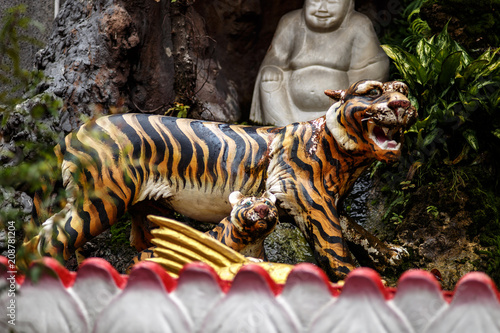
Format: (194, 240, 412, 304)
(278, 9, 303, 27)
(347, 11, 373, 28)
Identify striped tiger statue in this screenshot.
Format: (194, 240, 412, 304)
(28, 79, 416, 280)
(128, 191, 278, 272)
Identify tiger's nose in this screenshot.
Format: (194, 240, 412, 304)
(388, 99, 410, 111)
(254, 205, 269, 219)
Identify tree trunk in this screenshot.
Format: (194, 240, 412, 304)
(35, 0, 176, 132)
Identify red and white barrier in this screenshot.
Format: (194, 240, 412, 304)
(1, 256, 499, 332)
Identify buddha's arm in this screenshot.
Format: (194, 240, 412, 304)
(251, 11, 302, 125)
(347, 14, 389, 83)
(259, 10, 300, 69)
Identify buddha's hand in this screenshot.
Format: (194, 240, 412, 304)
(260, 66, 284, 92)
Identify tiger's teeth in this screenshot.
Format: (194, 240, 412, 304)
(383, 127, 389, 136)
(380, 139, 400, 150)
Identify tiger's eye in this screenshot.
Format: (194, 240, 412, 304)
(368, 88, 381, 97)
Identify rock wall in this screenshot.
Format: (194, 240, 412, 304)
(34, 0, 175, 131)
(0, 0, 58, 73)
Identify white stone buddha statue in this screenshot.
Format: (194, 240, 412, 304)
(250, 0, 389, 125)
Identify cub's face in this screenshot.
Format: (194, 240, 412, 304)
(229, 192, 279, 239)
(325, 80, 417, 162)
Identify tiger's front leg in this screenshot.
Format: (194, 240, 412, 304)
(292, 197, 355, 280)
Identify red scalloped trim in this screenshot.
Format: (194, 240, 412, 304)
(456, 271, 500, 303)
(79, 257, 128, 289)
(178, 262, 231, 293)
(129, 260, 177, 292)
(37, 257, 77, 288)
(237, 264, 282, 295)
(4, 255, 500, 301)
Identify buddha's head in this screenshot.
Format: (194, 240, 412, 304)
(303, 0, 353, 32)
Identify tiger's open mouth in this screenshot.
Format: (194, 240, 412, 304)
(367, 121, 402, 151)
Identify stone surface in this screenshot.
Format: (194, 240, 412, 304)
(192, 0, 304, 121)
(34, 0, 175, 132)
(0, 0, 57, 75)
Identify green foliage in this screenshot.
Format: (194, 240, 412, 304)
(166, 102, 190, 118)
(110, 216, 132, 248)
(426, 205, 439, 219)
(382, 19, 500, 180)
(379, 1, 500, 283)
(390, 212, 405, 225)
(380, 2, 500, 185)
(0, 5, 64, 271)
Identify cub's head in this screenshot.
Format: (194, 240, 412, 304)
(325, 80, 417, 162)
(228, 191, 279, 240)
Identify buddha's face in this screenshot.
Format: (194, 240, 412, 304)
(304, 0, 352, 32)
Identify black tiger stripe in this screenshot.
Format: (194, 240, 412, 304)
(242, 127, 269, 165)
(112, 116, 146, 183)
(290, 136, 316, 178)
(218, 125, 248, 188)
(136, 115, 166, 171)
(163, 118, 194, 188)
(64, 216, 81, 254)
(67, 139, 103, 177)
(189, 121, 221, 189)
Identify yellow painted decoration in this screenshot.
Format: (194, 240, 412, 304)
(148, 215, 294, 284)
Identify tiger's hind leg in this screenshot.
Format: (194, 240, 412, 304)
(38, 164, 133, 261)
(34, 124, 137, 262)
(126, 246, 157, 273)
(38, 198, 88, 260)
(129, 200, 173, 251)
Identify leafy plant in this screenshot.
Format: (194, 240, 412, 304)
(0, 5, 64, 271)
(390, 213, 405, 225)
(382, 20, 500, 184)
(377, 0, 500, 284)
(166, 102, 190, 118)
(426, 205, 439, 219)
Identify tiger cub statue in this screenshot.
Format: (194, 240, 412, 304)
(206, 190, 278, 259)
(128, 191, 278, 271)
(27, 79, 416, 281)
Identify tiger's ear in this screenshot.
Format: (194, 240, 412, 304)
(263, 191, 276, 204)
(325, 89, 345, 101)
(229, 191, 244, 206)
